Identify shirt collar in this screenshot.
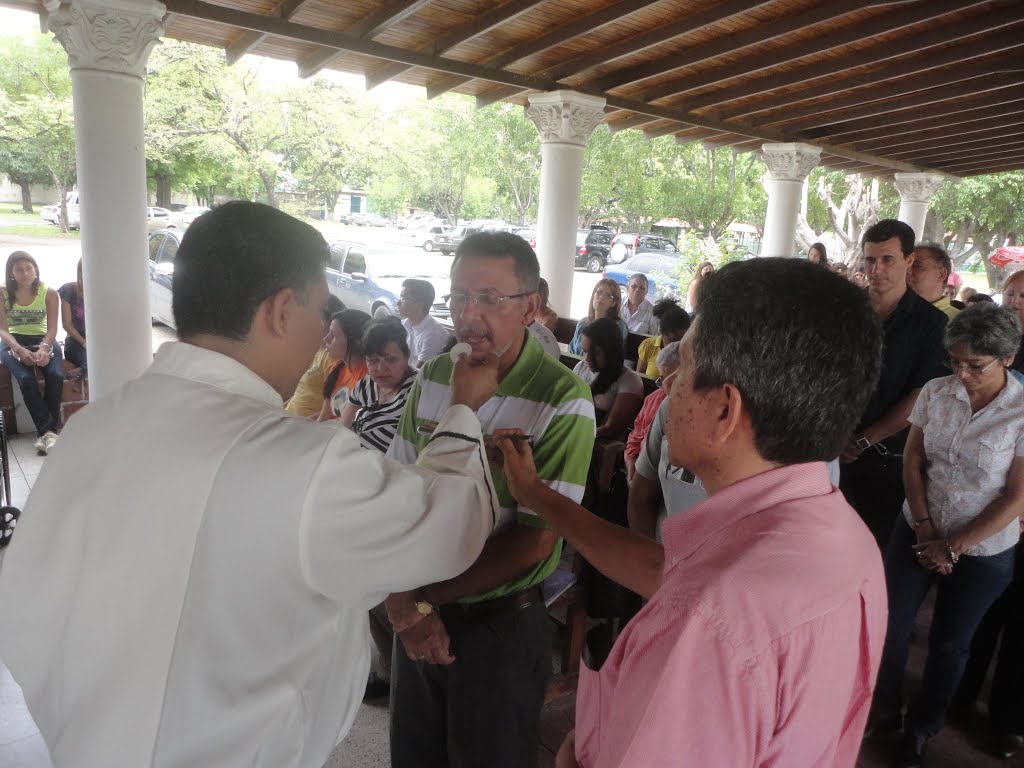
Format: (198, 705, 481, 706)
(661, 462, 834, 565)
(148, 341, 284, 408)
(946, 370, 1023, 410)
(405, 315, 430, 331)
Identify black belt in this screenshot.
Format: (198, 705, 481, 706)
(440, 586, 543, 622)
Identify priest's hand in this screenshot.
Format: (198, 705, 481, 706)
(449, 351, 499, 411)
(398, 613, 455, 666)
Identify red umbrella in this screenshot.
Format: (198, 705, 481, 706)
(989, 246, 1024, 269)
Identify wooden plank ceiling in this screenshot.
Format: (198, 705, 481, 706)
(44, 0, 1024, 177)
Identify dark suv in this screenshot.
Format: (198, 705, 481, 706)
(608, 232, 680, 264)
(574, 227, 614, 272)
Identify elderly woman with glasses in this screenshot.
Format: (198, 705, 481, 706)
(871, 303, 1024, 767)
(568, 278, 628, 355)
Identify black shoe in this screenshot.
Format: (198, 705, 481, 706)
(894, 732, 929, 768)
(362, 674, 390, 702)
(864, 711, 903, 739)
(992, 731, 1024, 760)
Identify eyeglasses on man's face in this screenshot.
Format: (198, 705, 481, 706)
(944, 356, 1001, 377)
(443, 292, 530, 311)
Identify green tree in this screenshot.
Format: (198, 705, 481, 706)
(478, 103, 539, 225)
(0, 36, 76, 223)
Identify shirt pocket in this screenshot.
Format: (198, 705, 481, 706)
(979, 427, 1017, 474)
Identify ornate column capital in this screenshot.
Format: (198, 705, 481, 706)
(761, 142, 821, 182)
(893, 172, 946, 203)
(43, 0, 165, 78)
(526, 90, 606, 147)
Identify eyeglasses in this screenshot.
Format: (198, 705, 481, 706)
(443, 292, 530, 311)
(944, 357, 1001, 376)
(366, 354, 405, 366)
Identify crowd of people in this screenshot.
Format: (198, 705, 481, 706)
(1, 205, 1023, 768)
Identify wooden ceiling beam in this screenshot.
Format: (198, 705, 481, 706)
(844, 108, 1024, 147)
(224, 0, 320, 65)
(607, 114, 660, 133)
(804, 104, 1024, 144)
(674, 128, 732, 144)
(424, 0, 662, 99)
(939, 150, 1024, 170)
(597, 0, 898, 92)
(945, 160, 1024, 176)
(892, 136, 1024, 161)
(162, 0, 946, 177)
(642, 123, 692, 140)
(541, 0, 775, 83)
(757, 70, 1024, 131)
(881, 128, 1024, 156)
(296, 1, 432, 77)
(662, 10, 1024, 113)
(475, 85, 533, 108)
(911, 141, 1024, 167)
(363, 0, 547, 89)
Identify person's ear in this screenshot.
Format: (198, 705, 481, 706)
(261, 288, 296, 340)
(708, 383, 746, 447)
(520, 292, 539, 325)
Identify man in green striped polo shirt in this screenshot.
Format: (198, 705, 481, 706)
(385, 232, 595, 768)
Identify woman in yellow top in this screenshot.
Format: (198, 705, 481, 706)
(0, 251, 64, 454)
(284, 295, 345, 418)
(636, 299, 691, 378)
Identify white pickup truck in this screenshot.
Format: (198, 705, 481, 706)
(40, 192, 80, 229)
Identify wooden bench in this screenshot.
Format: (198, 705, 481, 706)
(0, 359, 89, 434)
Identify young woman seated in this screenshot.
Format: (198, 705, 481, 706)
(568, 278, 628, 355)
(572, 316, 644, 440)
(316, 309, 370, 422)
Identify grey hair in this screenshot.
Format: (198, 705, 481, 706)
(944, 303, 1022, 359)
(655, 340, 681, 373)
(628, 273, 649, 288)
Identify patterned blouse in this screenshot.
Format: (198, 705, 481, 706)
(348, 373, 416, 453)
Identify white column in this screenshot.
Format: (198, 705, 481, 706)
(526, 91, 606, 316)
(44, 0, 165, 398)
(894, 173, 945, 241)
(760, 143, 821, 258)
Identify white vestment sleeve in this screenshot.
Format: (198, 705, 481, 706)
(298, 404, 498, 605)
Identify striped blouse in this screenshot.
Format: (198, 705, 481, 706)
(348, 373, 416, 454)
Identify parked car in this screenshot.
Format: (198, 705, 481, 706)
(603, 253, 684, 303)
(326, 240, 452, 320)
(405, 223, 449, 251)
(513, 228, 537, 250)
(351, 212, 389, 227)
(179, 205, 210, 226)
(574, 227, 613, 273)
(607, 232, 679, 264)
(148, 228, 183, 327)
(41, 192, 81, 229)
(147, 207, 176, 232)
(435, 225, 478, 256)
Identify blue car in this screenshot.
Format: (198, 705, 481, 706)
(603, 253, 684, 303)
(326, 241, 452, 320)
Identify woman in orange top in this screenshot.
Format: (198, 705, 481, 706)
(317, 309, 370, 422)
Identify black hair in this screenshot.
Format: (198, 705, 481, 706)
(692, 258, 883, 464)
(323, 294, 346, 323)
(581, 317, 626, 397)
(173, 201, 329, 340)
(5, 251, 41, 310)
(362, 316, 410, 359)
(453, 231, 540, 292)
(401, 278, 435, 310)
(861, 219, 916, 257)
(659, 305, 691, 337)
(651, 297, 679, 319)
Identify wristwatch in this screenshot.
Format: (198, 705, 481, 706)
(855, 435, 872, 451)
(414, 600, 434, 616)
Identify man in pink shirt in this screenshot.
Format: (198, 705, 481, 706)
(498, 257, 888, 767)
